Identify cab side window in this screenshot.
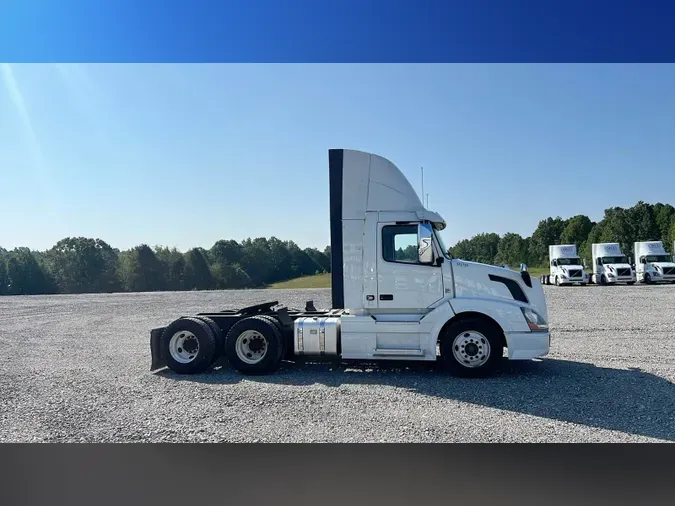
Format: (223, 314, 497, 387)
(382, 225, 419, 263)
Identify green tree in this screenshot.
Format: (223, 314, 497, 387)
(5, 248, 54, 295)
(119, 244, 165, 292)
(154, 246, 186, 291)
(652, 203, 675, 244)
(0, 257, 7, 295)
(449, 238, 474, 260)
(529, 217, 566, 266)
(239, 237, 274, 286)
(599, 207, 633, 254)
(560, 215, 594, 246)
(628, 201, 659, 243)
(495, 233, 527, 267)
(45, 237, 120, 294)
(183, 248, 213, 290)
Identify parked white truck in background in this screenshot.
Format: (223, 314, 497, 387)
(545, 244, 587, 286)
(149, 149, 551, 378)
(591, 242, 636, 285)
(634, 241, 675, 284)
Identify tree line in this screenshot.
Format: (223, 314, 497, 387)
(0, 237, 331, 296)
(3, 199, 673, 295)
(448, 201, 675, 267)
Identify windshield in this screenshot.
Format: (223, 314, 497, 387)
(601, 256, 628, 264)
(644, 255, 671, 263)
(557, 257, 581, 266)
(434, 228, 451, 259)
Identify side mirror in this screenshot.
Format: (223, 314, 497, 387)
(417, 222, 434, 264)
(582, 259, 587, 268)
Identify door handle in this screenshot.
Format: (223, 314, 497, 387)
(379, 294, 394, 301)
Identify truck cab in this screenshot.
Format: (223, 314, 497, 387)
(591, 242, 636, 285)
(634, 241, 675, 284)
(150, 149, 551, 378)
(547, 244, 587, 286)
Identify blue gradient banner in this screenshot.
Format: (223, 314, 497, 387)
(1, 0, 674, 62)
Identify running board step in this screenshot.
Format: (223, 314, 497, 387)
(373, 349, 424, 357)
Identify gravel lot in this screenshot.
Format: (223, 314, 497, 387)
(1, 284, 674, 442)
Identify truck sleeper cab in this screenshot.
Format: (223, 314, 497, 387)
(149, 149, 551, 378)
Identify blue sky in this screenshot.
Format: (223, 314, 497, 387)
(2, 64, 675, 252)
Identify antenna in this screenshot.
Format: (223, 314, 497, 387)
(421, 167, 424, 202)
(426, 193, 429, 208)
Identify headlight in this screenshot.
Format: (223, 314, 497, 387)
(521, 307, 549, 332)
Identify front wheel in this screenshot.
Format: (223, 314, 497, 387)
(438, 318, 503, 378)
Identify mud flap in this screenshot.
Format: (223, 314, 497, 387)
(150, 327, 167, 371)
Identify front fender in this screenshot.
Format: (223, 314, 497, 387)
(449, 297, 531, 334)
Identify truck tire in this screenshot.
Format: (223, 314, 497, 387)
(224, 316, 285, 375)
(600, 275, 606, 285)
(644, 273, 652, 284)
(438, 318, 503, 378)
(627, 281, 635, 285)
(161, 317, 217, 375)
(193, 316, 224, 361)
(255, 315, 288, 357)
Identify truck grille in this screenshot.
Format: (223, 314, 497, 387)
(663, 267, 675, 276)
(568, 269, 582, 278)
(617, 268, 631, 277)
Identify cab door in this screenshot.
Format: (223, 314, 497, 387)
(376, 222, 444, 311)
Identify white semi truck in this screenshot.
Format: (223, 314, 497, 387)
(634, 241, 675, 284)
(149, 149, 551, 378)
(545, 244, 587, 286)
(590, 242, 636, 285)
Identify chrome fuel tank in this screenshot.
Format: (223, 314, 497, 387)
(294, 317, 341, 356)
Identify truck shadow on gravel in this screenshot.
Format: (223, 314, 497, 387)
(156, 358, 675, 441)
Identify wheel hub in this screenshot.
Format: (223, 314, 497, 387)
(235, 330, 269, 365)
(452, 331, 491, 368)
(248, 336, 265, 353)
(464, 342, 479, 356)
(168, 331, 200, 364)
(182, 337, 198, 354)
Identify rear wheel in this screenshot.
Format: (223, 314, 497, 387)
(438, 318, 503, 378)
(224, 316, 284, 374)
(194, 316, 225, 362)
(161, 317, 217, 374)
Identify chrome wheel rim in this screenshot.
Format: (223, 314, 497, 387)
(169, 331, 200, 363)
(452, 330, 491, 368)
(235, 330, 268, 365)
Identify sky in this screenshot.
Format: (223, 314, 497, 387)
(2, 63, 675, 253)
